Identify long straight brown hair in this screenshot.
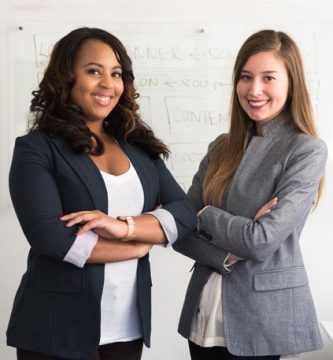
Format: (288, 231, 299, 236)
(203, 30, 324, 206)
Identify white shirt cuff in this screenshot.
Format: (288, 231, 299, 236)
(197, 205, 211, 216)
(223, 253, 240, 272)
(63, 231, 98, 268)
(145, 208, 178, 247)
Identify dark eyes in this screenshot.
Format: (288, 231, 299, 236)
(112, 72, 122, 78)
(86, 68, 122, 78)
(239, 74, 275, 81)
(87, 68, 100, 75)
(239, 74, 251, 81)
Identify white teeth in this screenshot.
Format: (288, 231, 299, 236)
(93, 94, 113, 105)
(94, 95, 110, 101)
(249, 100, 268, 107)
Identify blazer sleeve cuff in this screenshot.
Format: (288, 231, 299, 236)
(63, 231, 98, 268)
(145, 208, 178, 247)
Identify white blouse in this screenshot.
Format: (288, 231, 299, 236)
(98, 162, 144, 344)
(189, 272, 226, 347)
(63, 160, 178, 344)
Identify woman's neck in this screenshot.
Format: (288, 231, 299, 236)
(85, 119, 105, 137)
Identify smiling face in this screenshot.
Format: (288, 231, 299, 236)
(70, 39, 124, 128)
(236, 50, 289, 125)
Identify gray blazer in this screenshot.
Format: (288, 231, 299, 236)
(173, 111, 327, 356)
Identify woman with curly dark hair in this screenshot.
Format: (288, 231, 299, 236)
(7, 27, 196, 360)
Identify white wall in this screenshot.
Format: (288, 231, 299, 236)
(1, 1, 333, 359)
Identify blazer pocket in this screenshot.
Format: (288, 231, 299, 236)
(254, 266, 308, 291)
(35, 256, 86, 293)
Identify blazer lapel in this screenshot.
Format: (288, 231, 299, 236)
(50, 136, 108, 213)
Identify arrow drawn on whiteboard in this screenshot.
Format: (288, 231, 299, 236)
(189, 49, 206, 61)
(164, 81, 178, 87)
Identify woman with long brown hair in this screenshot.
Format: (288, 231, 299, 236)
(174, 29, 326, 359)
(7, 27, 196, 360)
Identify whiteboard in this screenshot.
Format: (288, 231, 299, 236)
(4, 20, 333, 360)
(7, 22, 333, 190)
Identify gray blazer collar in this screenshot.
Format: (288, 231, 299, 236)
(259, 109, 294, 138)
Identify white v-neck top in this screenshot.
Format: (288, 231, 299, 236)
(63, 159, 179, 344)
(98, 161, 144, 344)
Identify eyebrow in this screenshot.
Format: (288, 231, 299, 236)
(241, 69, 278, 74)
(83, 62, 122, 70)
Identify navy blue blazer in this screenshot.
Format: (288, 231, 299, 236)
(7, 131, 196, 358)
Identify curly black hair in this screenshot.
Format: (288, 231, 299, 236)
(29, 27, 169, 158)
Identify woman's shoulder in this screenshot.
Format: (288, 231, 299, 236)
(207, 133, 225, 149)
(14, 130, 58, 156)
(206, 133, 227, 158)
(16, 130, 49, 143)
(282, 132, 328, 169)
(290, 132, 327, 156)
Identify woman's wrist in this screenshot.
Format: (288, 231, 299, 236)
(117, 216, 136, 241)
